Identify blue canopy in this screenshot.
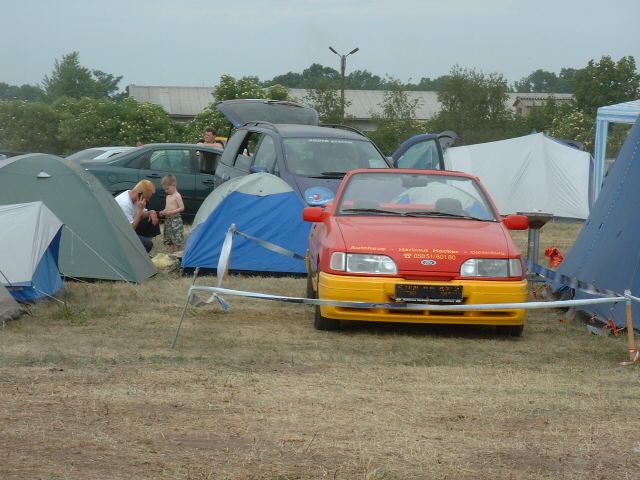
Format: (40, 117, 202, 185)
(594, 99, 640, 198)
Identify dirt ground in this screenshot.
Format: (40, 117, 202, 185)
(1, 221, 639, 479)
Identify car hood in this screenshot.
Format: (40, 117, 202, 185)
(335, 216, 515, 275)
(217, 99, 319, 128)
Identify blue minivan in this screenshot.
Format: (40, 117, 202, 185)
(213, 100, 447, 205)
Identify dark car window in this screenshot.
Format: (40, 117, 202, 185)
(238, 132, 262, 160)
(283, 138, 387, 176)
(126, 151, 149, 169)
(397, 139, 441, 169)
(199, 150, 220, 174)
(149, 149, 192, 173)
(252, 135, 277, 171)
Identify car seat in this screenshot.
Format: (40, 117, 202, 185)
(434, 197, 465, 215)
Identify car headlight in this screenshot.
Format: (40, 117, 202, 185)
(330, 252, 398, 274)
(460, 258, 523, 277)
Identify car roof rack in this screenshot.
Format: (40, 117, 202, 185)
(243, 121, 281, 134)
(320, 124, 368, 137)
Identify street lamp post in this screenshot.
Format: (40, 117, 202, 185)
(329, 46, 359, 121)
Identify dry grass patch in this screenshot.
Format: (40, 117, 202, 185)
(1, 222, 639, 479)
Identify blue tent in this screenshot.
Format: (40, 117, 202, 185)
(183, 173, 310, 274)
(0, 202, 64, 301)
(554, 116, 640, 327)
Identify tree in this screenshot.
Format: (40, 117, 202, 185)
(55, 97, 177, 154)
(264, 63, 340, 89)
(346, 70, 386, 90)
(304, 78, 345, 124)
(265, 71, 303, 88)
(0, 96, 178, 155)
(92, 70, 125, 100)
(368, 79, 428, 154)
(0, 82, 45, 101)
(513, 69, 560, 93)
(181, 74, 291, 143)
(547, 107, 595, 152)
(431, 66, 524, 144)
(0, 100, 65, 153)
(524, 96, 575, 134)
(405, 76, 448, 91)
(574, 55, 640, 115)
(42, 51, 123, 100)
(557, 68, 577, 93)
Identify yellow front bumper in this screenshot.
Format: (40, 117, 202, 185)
(318, 272, 527, 326)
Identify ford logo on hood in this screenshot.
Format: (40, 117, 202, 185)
(421, 259, 437, 266)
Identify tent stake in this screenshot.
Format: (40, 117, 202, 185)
(621, 289, 640, 366)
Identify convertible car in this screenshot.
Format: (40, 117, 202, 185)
(304, 169, 530, 335)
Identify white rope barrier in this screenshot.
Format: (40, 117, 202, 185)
(171, 224, 640, 350)
(187, 285, 631, 311)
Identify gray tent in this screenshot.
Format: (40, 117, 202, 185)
(0, 154, 156, 283)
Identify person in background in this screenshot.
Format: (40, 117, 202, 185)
(115, 179, 160, 253)
(159, 174, 185, 253)
(203, 127, 224, 148)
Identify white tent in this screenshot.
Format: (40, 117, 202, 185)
(0, 202, 64, 301)
(444, 133, 591, 219)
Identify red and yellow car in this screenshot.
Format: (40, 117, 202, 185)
(304, 169, 530, 335)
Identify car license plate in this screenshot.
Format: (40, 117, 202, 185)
(395, 284, 463, 303)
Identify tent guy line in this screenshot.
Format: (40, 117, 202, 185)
(62, 225, 130, 282)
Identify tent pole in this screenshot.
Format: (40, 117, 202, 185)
(621, 289, 639, 366)
(171, 267, 200, 348)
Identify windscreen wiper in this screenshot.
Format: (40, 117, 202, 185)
(403, 211, 488, 221)
(308, 171, 348, 179)
(341, 208, 402, 215)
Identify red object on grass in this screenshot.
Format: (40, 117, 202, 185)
(544, 247, 564, 267)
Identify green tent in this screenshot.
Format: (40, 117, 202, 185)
(0, 154, 156, 283)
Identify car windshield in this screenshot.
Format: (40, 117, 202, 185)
(337, 172, 497, 221)
(282, 137, 388, 177)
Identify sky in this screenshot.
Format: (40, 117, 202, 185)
(2, 0, 639, 89)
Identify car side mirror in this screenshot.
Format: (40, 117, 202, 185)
(503, 215, 529, 230)
(303, 207, 328, 222)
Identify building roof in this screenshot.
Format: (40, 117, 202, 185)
(128, 85, 216, 118)
(128, 85, 574, 120)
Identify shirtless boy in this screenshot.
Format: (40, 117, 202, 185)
(159, 174, 185, 253)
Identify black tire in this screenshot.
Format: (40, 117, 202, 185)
(306, 271, 315, 298)
(314, 305, 341, 331)
(496, 324, 524, 337)
(312, 273, 340, 331)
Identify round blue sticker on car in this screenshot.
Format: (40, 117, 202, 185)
(305, 187, 335, 206)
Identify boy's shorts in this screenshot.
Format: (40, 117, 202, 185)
(163, 215, 184, 247)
